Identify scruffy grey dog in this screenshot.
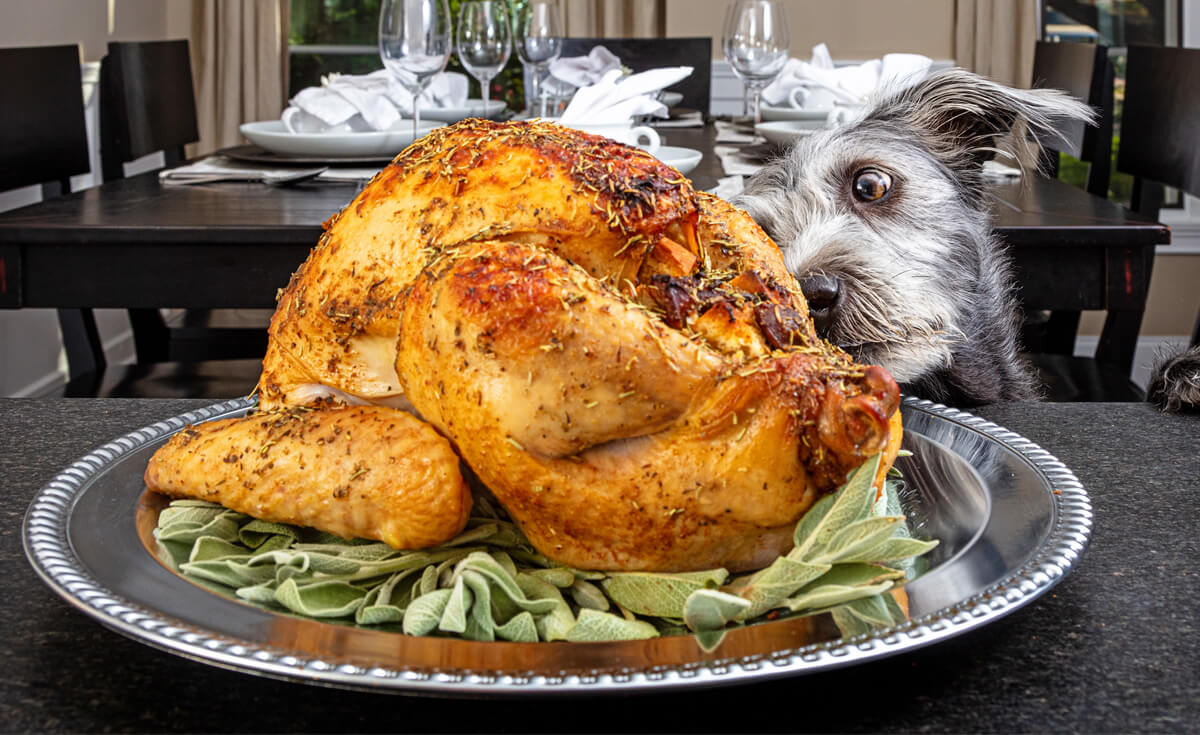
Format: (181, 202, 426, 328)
(735, 69, 1093, 406)
(1147, 345, 1200, 412)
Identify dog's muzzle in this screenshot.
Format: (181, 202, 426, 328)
(799, 274, 842, 336)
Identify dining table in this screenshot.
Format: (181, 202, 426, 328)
(0, 123, 1169, 320)
(1, 397, 1196, 732)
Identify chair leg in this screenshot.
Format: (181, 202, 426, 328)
(57, 308, 106, 380)
(128, 308, 171, 363)
(1043, 310, 1082, 355)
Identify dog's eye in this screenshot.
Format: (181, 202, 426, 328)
(852, 169, 892, 202)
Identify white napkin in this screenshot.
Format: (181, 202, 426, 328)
(283, 70, 469, 133)
(159, 157, 379, 184)
(762, 44, 931, 108)
(549, 45, 622, 88)
(558, 66, 691, 125)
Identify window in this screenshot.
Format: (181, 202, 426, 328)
(288, 0, 527, 110)
(1041, 1, 1181, 207)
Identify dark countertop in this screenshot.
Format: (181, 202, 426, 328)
(2, 398, 1197, 733)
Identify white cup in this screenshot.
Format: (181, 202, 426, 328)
(824, 103, 865, 127)
(282, 106, 370, 134)
(787, 83, 843, 112)
(544, 118, 661, 153)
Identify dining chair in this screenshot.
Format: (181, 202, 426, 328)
(0, 44, 261, 399)
(0, 44, 105, 380)
(1026, 44, 1199, 401)
(1022, 40, 1115, 359)
(99, 39, 270, 367)
(558, 37, 712, 115)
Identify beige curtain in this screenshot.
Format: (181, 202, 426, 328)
(954, 0, 1038, 88)
(557, 0, 665, 38)
(186, 0, 290, 155)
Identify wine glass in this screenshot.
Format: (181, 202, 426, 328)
(722, 0, 790, 124)
(514, 0, 563, 116)
(379, 0, 452, 139)
(456, 0, 511, 117)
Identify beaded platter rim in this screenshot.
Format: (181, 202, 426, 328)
(22, 396, 1092, 695)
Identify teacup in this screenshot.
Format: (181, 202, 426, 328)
(787, 83, 845, 112)
(282, 106, 371, 134)
(543, 118, 661, 153)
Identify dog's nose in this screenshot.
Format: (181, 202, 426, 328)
(799, 274, 842, 335)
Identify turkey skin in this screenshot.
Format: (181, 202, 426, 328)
(146, 119, 902, 572)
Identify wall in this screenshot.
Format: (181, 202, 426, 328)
(665, 0, 957, 61)
(0, 0, 177, 397)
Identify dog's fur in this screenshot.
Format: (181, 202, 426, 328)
(735, 69, 1095, 406)
(1147, 345, 1200, 412)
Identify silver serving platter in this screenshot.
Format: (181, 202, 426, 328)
(23, 397, 1091, 695)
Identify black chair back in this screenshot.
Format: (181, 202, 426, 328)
(1116, 44, 1200, 356)
(1031, 40, 1113, 198)
(0, 45, 108, 381)
(558, 37, 712, 115)
(100, 39, 199, 181)
(0, 45, 90, 196)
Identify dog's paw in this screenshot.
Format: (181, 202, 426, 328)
(1146, 345, 1200, 413)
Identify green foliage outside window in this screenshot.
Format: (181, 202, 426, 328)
(288, 0, 528, 112)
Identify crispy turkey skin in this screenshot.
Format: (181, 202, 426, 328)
(146, 119, 901, 571)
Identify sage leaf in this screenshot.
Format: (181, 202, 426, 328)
(811, 516, 905, 564)
(694, 629, 728, 653)
(495, 611, 539, 643)
(516, 573, 575, 642)
(438, 576, 474, 634)
(528, 567, 575, 588)
(601, 569, 728, 618)
(569, 580, 610, 611)
(188, 535, 247, 563)
(683, 589, 752, 632)
(238, 519, 298, 549)
(418, 565, 439, 596)
(403, 588, 452, 636)
(835, 536, 939, 564)
(180, 558, 276, 588)
(273, 578, 366, 618)
(791, 453, 881, 560)
(837, 593, 895, 627)
(786, 564, 905, 613)
(565, 609, 659, 642)
(725, 556, 830, 621)
(235, 581, 279, 605)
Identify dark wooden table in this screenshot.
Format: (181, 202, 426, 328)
(0, 125, 1168, 314)
(2, 398, 1197, 732)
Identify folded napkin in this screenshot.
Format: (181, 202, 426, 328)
(283, 70, 469, 133)
(549, 45, 622, 88)
(762, 44, 932, 108)
(160, 157, 379, 184)
(557, 66, 692, 125)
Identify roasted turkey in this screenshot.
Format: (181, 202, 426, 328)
(146, 119, 902, 572)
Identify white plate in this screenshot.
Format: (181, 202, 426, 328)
(419, 98, 507, 122)
(755, 121, 821, 147)
(239, 120, 444, 159)
(653, 146, 702, 175)
(760, 103, 834, 122)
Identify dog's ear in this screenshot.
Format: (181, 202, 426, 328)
(868, 68, 1096, 179)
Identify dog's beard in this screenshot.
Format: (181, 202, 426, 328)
(784, 239, 960, 385)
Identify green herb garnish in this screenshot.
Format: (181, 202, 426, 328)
(153, 453, 936, 648)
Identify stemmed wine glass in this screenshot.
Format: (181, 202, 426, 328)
(456, 0, 511, 117)
(514, 0, 563, 116)
(380, 0, 453, 139)
(722, 0, 790, 124)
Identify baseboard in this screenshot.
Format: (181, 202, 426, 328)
(17, 320, 141, 398)
(1074, 334, 1189, 390)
